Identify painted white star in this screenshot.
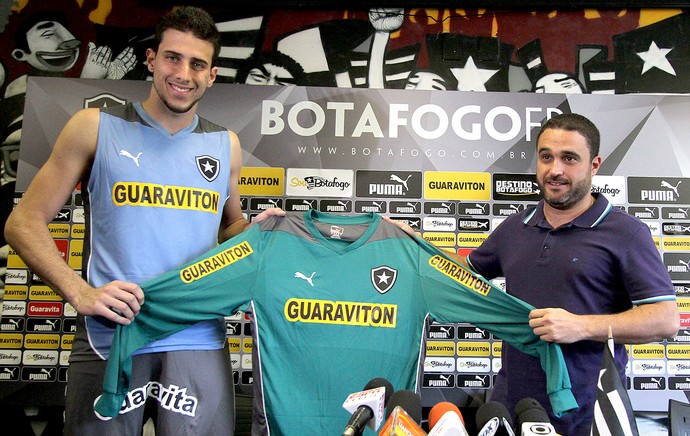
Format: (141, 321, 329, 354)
(637, 41, 676, 76)
(202, 161, 215, 173)
(449, 56, 499, 91)
(377, 271, 391, 284)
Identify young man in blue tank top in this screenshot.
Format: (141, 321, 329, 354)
(5, 6, 283, 435)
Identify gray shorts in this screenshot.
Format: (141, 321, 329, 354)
(64, 348, 235, 435)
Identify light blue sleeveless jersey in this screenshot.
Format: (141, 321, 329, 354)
(71, 102, 231, 361)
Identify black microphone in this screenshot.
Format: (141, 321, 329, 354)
(342, 377, 394, 436)
(475, 401, 515, 436)
(385, 390, 422, 425)
(514, 398, 557, 436)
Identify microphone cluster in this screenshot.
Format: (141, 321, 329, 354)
(342, 378, 557, 435)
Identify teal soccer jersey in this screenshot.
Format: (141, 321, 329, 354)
(95, 211, 577, 433)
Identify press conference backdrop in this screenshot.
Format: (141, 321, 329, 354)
(2, 77, 689, 412)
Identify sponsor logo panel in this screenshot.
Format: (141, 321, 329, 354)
(592, 175, 626, 205)
(457, 233, 489, 247)
(458, 202, 489, 216)
(456, 326, 488, 340)
(0, 366, 20, 381)
(1, 317, 25, 332)
(387, 216, 420, 232)
(424, 172, 490, 201)
(457, 218, 490, 232)
(456, 357, 491, 373)
(492, 203, 529, 217)
(631, 344, 665, 359)
(61, 335, 73, 349)
(456, 341, 491, 357)
(24, 334, 60, 350)
(422, 373, 455, 388)
(27, 302, 63, 317)
(319, 199, 353, 213)
(2, 301, 27, 317)
(0, 335, 22, 351)
(424, 201, 455, 215)
(285, 198, 318, 212)
(426, 341, 456, 356)
(238, 167, 284, 196)
(0, 350, 22, 365)
(29, 286, 62, 302)
(664, 253, 690, 281)
(629, 206, 659, 219)
(493, 174, 540, 201)
(668, 376, 690, 390)
(457, 374, 491, 388)
(5, 270, 28, 285)
(628, 177, 690, 204)
(286, 168, 353, 197)
(389, 201, 421, 214)
(26, 318, 61, 333)
(667, 345, 690, 359)
(424, 357, 455, 373)
(354, 200, 386, 213)
(632, 376, 666, 390)
(21, 366, 58, 382)
(663, 237, 690, 251)
(642, 220, 661, 236)
(428, 324, 455, 340)
(668, 360, 690, 375)
(71, 223, 85, 239)
(249, 197, 283, 211)
(664, 223, 690, 236)
(663, 207, 690, 220)
(3, 285, 28, 300)
(6, 247, 27, 269)
(423, 217, 456, 232)
(423, 232, 456, 247)
(22, 350, 59, 366)
(632, 359, 666, 375)
(356, 170, 422, 199)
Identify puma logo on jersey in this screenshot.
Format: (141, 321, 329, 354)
(119, 150, 142, 166)
(294, 272, 316, 287)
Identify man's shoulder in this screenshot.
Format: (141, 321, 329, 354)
(196, 115, 229, 134)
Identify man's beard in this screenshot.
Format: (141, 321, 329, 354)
(539, 175, 591, 210)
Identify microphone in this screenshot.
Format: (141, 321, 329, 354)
(378, 390, 425, 436)
(342, 378, 394, 436)
(426, 401, 469, 436)
(475, 401, 515, 436)
(514, 398, 557, 436)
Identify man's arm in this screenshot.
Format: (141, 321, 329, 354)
(218, 130, 284, 243)
(529, 300, 680, 344)
(4, 108, 144, 325)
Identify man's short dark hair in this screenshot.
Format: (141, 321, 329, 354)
(155, 6, 221, 67)
(537, 113, 600, 159)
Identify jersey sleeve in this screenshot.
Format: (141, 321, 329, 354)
(416, 238, 578, 417)
(94, 224, 263, 418)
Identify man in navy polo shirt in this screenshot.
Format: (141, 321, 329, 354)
(471, 113, 679, 435)
(389, 113, 679, 435)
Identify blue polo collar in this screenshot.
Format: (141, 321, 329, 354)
(523, 193, 614, 229)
